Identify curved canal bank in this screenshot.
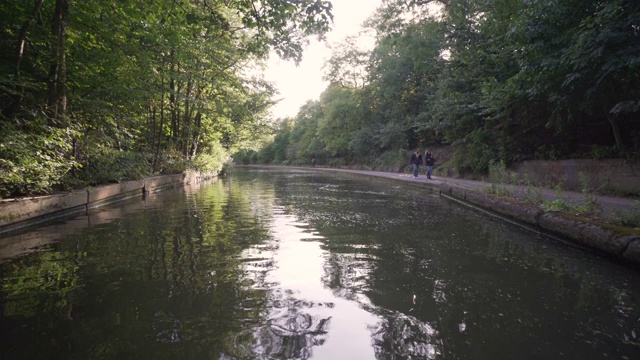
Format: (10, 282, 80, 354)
(437, 181, 640, 266)
(0, 171, 217, 235)
(302, 167, 640, 268)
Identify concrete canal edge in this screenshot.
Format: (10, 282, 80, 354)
(0, 171, 217, 235)
(435, 181, 640, 267)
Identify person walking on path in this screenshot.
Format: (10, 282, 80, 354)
(424, 150, 436, 179)
(410, 149, 423, 179)
(311, 155, 316, 168)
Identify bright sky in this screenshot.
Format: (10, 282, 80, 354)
(263, 0, 382, 119)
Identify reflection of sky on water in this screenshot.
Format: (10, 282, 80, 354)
(231, 204, 443, 359)
(230, 211, 377, 358)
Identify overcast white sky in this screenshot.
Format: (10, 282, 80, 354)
(263, 0, 382, 119)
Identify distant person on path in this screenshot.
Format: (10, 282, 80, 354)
(410, 149, 423, 179)
(424, 150, 436, 179)
(311, 155, 316, 167)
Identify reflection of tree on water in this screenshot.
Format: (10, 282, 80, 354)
(322, 249, 443, 359)
(223, 290, 332, 359)
(369, 310, 441, 360)
(152, 310, 183, 344)
(270, 173, 446, 356)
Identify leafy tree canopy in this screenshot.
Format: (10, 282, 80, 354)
(0, 0, 333, 197)
(248, 0, 640, 174)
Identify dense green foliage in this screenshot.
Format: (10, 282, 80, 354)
(239, 0, 640, 174)
(0, 0, 333, 198)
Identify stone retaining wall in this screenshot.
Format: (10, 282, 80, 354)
(0, 176, 218, 260)
(0, 171, 215, 235)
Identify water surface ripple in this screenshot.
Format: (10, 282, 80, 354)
(1, 168, 639, 359)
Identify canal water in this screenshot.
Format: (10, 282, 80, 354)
(1, 167, 639, 359)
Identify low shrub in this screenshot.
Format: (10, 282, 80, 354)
(193, 143, 230, 174)
(0, 125, 79, 198)
(71, 148, 152, 186)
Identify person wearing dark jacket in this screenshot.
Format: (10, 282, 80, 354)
(424, 150, 436, 179)
(410, 149, 423, 179)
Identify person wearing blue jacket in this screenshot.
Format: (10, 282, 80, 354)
(410, 149, 423, 179)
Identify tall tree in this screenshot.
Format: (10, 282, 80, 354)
(0, 0, 334, 197)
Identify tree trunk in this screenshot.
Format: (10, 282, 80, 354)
(608, 115, 624, 149)
(169, 49, 180, 141)
(183, 76, 197, 157)
(150, 100, 156, 151)
(169, 78, 176, 139)
(2, 0, 46, 121)
(153, 56, 166, 173)
(190, 112, 202, 158)
(188, 86, 205, 159)
(47, 0, 69, 127)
